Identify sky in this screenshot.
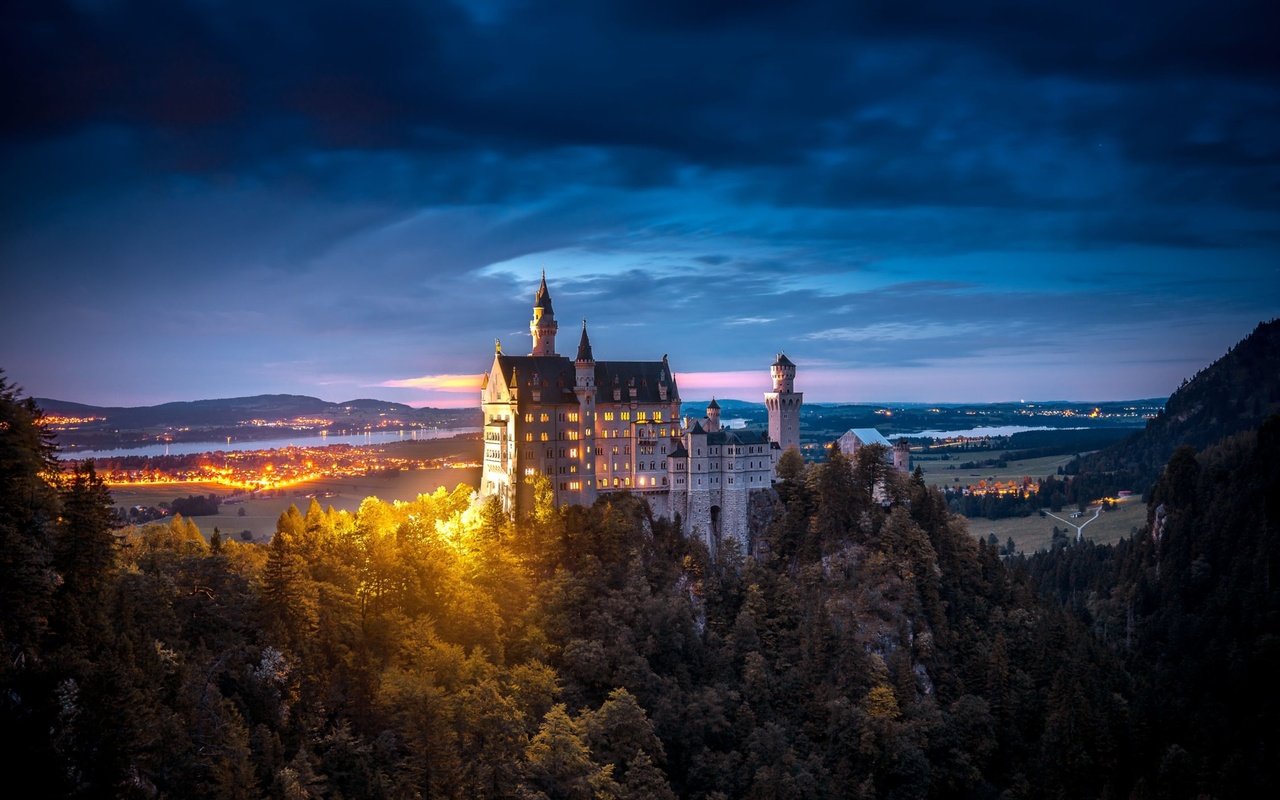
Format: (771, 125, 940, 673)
(1, 0, 1277, 408)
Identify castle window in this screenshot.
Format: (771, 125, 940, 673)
(524, 433, 533, 442)
(604, 412, 615, 421)
(584, 428, 592, 436)
(540, 413, 550, 422)
(567, 412, 579, 422)
(524, 413, 533, 423)
(566, 430, 579, 441)
(540, 432, 549, 442)
(637, 411, 648, 421)
(654, 412, 664, 422)
(662, 477, 668, 485)
(546, 449, 553, 459)
(621, 411, 631, 421)
(569, 447, 578, 458)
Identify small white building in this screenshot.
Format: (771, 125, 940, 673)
(836, 428, 911, 473)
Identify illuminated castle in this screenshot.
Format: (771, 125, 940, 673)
(479, 274, 802, 547)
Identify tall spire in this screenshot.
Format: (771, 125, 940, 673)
(576, 319, 594, 362)
(534, 269, 553, 312)
(530, 271, 558, 355)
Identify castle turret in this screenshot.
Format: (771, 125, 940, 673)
(705, 397, 721, 433)
(765, 353, 802, 454)
(893, 439, 911, 473)
(530, 271, 559, 356)
(575, 320, 595, 388)
(574, 320, 598, 504)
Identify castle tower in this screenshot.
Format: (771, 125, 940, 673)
(765, 353, 802, 453)
(705, 397, 721, 432)
(530, 271, 559, 356)
(575, 320, 595, 389)
(574, 321, 598, 504)
(893, 439, 911, 473)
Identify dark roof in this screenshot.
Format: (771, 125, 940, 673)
(669, 443, 689, 458)
(494, 355, 578, 403)
(492, 355, 679, 404)
(534, 271, 554, 312)
(706, 397, 720, 410)
(596, 360, 678, 403)
(576, 321, 594, 362)
(773, 352, 794, 367)
(689, 420, 705, 435)
(708, 429, 770, 446)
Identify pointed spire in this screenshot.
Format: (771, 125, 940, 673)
(494, 337, 502, 355)
(576, 319, 594, 362)
(707, 396, 720, 410)
(534, 269, 553, 312)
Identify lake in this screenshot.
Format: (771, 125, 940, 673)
(65, 427, 482, 460)
(897, 425, 1091, 439)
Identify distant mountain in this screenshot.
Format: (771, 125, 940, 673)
(35, 394, 454, 428)
(1074, 319, 1280, 493)
(35, 393, 481, 452)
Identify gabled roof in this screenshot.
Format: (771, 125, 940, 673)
(708, 429, 770, 446)
(842, 428, 892, 447)
(490, 354, 680, 404)
(773, 352, 795, 367)
(596, 360, 679, 403)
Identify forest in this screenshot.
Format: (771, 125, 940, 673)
(2, 356, 1277, 798)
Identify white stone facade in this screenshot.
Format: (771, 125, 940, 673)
(480, 275, 800, 551)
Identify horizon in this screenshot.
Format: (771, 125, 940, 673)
(31, 384, 1172, 412)
(2, 2, 1277, 408)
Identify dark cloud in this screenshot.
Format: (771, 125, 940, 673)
(1, 1, 1277, 404)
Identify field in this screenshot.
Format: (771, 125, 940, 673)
(109, 466, 482, 542)
(913, 449, 1079, 489)
(959, 495, 1147, 554)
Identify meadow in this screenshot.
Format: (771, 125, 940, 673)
(962, 495, 1147, 554)
(913, 449, 1079, 488)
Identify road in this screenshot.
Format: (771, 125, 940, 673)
(1043, 505, 1102, 542)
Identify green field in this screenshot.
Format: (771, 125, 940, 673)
(110, 466, 482, 542)
(960, 496, 1147, 554)
(914, 449, 1079, 489)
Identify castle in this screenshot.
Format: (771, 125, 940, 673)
(479, 274, 802, 546)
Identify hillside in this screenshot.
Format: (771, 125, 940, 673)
(1072, 319, 1280, 495)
